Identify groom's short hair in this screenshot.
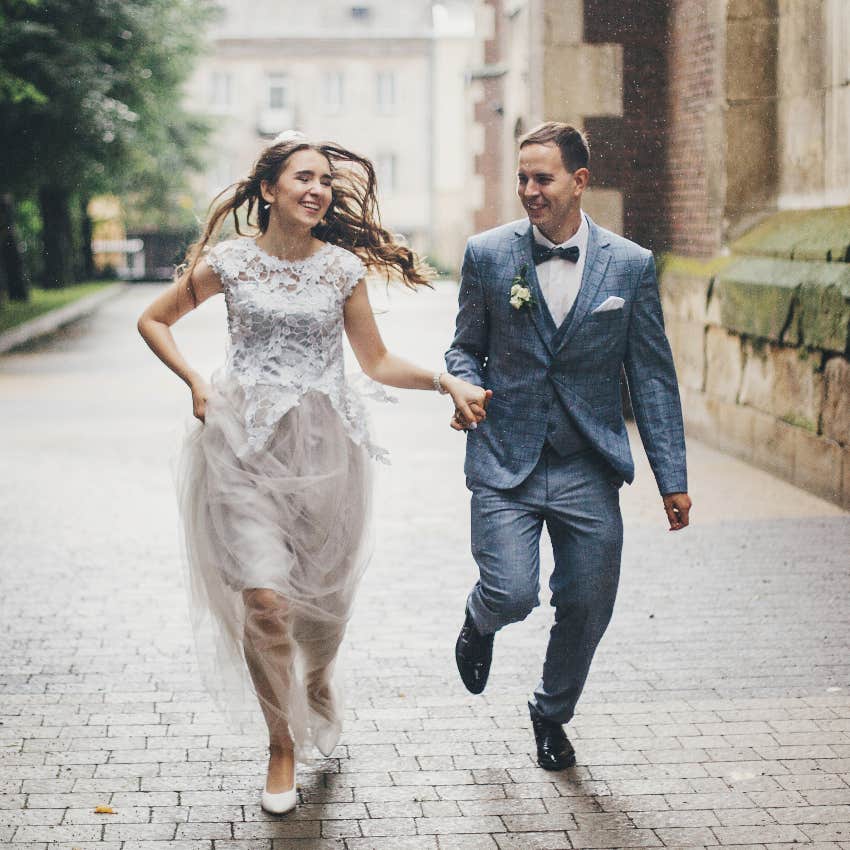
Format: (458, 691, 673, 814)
(519, 123, 590, 173)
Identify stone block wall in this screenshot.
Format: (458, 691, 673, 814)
(659, 208, 850, 507)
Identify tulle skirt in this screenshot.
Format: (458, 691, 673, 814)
(175, 374, 372, 761)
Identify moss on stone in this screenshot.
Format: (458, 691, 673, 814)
(780, 412, 818, 433)
(715, 257, 801, 341)
(797, 270, 850, 354)
(731, 206, 850, 262)
(661, 253, 736, 278)
(714, 258, 850, 352)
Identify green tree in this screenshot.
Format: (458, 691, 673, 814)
(0, 0, 213, 295)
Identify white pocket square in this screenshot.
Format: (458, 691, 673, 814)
(592, 296, 625, 314)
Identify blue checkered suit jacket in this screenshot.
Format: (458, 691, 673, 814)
(445, 216, 687, 495)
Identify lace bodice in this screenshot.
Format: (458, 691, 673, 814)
(206, 237, 389, 462)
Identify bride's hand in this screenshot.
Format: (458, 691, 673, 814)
(443, 376, 492, 429)
(190, 378, 212, 422)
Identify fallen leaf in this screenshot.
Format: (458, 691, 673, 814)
(94, 806, 116, 814)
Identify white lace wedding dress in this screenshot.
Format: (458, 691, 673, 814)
(175, 237, 386, 761)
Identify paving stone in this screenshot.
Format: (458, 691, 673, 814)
(2, 285, 850, 849)
(461, 798, 546, 816)
(494, 834, 571, 850)
(437, 836, 497, 850)
(357, 817, 416, 836)
(629, 808, 720, 828)
(715, 807, 777, 826)
(321, 819, 361, 838)
(654, 825, 719, 845)
(149, 806, 190, 823)
(712, 823, 810, 843)
(769, 804, 850, 824)
(364, 802, 423, 818)
(120, 842, 211, 850)
(174, 822, 233, 839)
(12, 824, 104, 842)
(564, 826, 662, 847)
(415, 815, 505, 834)
(62, 806, 151, 824)
(232, 821, 321, 839)
(354, 785, 439, 803)
(102, 823, 178, 840)
(346, 838, 437, 850)
(805, 789, 850, 805)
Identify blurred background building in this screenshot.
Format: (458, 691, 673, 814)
(185, 0, 477, 271)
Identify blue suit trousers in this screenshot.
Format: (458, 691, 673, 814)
(467, 448, 624, 724)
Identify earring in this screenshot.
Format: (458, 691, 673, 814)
(262, 202, 271, 211)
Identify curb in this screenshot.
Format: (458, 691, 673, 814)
(0, 283, 128, 354)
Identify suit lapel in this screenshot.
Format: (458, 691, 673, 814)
(510, 224, 556, 355)
(554, 218, 611, 353)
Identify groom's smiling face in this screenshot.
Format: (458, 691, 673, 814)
(516, 143, 587, 243)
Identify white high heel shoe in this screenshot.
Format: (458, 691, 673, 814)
(261, 766, 296, 815)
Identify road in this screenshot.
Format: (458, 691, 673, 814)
(1, 281, 848, 849)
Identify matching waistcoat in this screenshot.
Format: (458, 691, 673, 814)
(541, 294, 591, 459)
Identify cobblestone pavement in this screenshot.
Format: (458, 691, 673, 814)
(1, 283, 849, 850)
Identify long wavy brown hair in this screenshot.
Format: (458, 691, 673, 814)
(178, 138, 434, 303)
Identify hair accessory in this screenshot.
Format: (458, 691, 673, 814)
(273, 129, 308, 145)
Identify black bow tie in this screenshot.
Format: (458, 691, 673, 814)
(532, 242, 580, 265)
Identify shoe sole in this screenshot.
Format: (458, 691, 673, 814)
(537, 754, 576, 771)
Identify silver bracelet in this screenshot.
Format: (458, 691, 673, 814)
(433, 372, 449, 394)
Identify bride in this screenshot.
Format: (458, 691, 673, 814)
(137, 131, 490, 814)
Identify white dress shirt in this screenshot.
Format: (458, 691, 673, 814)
(533, 214, 589, 328)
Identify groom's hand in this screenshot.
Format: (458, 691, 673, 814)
(663, 493, 691, 531)
(450, 390, 492, 431)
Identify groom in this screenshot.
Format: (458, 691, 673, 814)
(445, 122, 691, 770)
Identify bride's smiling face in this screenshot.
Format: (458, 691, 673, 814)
(261, 148, 334, 229)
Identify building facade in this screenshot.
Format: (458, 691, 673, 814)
(185, 0, 476, 270)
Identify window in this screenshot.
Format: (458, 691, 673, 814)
(376, 71, 395, 114)
(267, 73, 289, 110)
(209, 71, 232, 109)
(323, 72, 344, 114)
(376, 153, 397, 195)
(350, 6, 371, 19)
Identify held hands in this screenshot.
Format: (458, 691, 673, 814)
(441, 375, 492, 430)
(190, 377, 212, 423)
(663, 492, 692, 531)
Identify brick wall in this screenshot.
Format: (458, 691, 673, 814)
(472, 0, 505, 235)
(665, 0, 724, 257)
(582, 0, 670, 253)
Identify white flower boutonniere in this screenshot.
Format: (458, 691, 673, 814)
(509, 264, 534, 310)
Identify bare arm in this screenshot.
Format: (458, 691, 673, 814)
(137, 260, 223, 421)
(343, 279, 491, 425)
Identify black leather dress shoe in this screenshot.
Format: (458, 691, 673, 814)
(529, 703, 576, 770)
(455, 607, 494, 694)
